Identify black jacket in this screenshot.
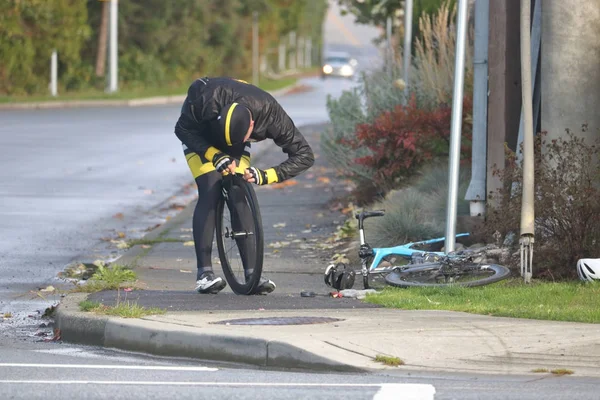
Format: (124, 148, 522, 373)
(174, 77, 314, 182)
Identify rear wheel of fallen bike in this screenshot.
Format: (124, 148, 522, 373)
(385, 262, 510, 288)
(216, 175, 264, 295)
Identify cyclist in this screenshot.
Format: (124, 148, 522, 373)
(174, 77, 315, 294)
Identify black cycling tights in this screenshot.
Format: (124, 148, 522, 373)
(193, 171, 254, 280)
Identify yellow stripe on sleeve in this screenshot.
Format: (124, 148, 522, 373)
(204, 146, 220, 162)
(224, 103, 239, 146)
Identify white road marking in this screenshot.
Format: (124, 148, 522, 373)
(374, 383, 436, 400)
(0, 363, 218, 372)
(0, 380, 436, 398)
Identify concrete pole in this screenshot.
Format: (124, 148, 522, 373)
(444, 0, 469, 254)
(465, 0, 489, 217)
(252, 11, 259, 86)
(297, 37, 304, 69)
(305, 38, 312, 68)
(402, 0, 413, 100)
(541, 1, 600, 144)
(278, 42, 286, 72)
(289, 31, 297, 70)
(50, 50, 58, 97)
(108, 0, 118, 93)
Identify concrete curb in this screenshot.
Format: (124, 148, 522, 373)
(0, 83, 306, 111)
(54, 294, 364, 372)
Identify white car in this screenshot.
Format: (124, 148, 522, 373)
(321, 52, 358, 79)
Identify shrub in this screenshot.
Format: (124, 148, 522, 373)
(364, 164, 472, 247)
(482, 126, 600, 280)
(341, 95, 473, 193)
(412, 0, 474, 107)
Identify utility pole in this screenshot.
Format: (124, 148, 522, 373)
(402, 0, 413, 100)
(386, 16, 393, 79)
(444, 0, 469, 253)
(108, 0, 118, 93)
(50, 50, 58, 97)
(252, 11, 259, 86)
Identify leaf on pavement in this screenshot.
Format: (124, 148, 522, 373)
(183, 241, 195, 246)
(113, 213, 125, 220)
(271, 179, 298, 189)
(179, 269, 192, 273)
(268, 241, 291, 248)
(40, 286, 56, 293)
(317, 176, 330, 184)
(273, 222, 287, 228)
(117, 232, 126, 238)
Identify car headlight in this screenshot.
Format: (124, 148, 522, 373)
(322, 64, 333, 74)
(340, 65, 353, 76)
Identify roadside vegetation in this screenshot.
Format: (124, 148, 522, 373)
(71, 263, 138, 293)
(324, 0, 600, 303)
(365, 280, 600, 324)
(79, 300, 165, 318)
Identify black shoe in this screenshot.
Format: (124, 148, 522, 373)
(255, 277, 276, 295)
(195, 272, 226, 294)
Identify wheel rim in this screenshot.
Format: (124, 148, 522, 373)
(386, 263, 509, 287)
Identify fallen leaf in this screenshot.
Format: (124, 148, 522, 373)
(271, 179, 298, 189)
(123, 288, 133, 292)
(113, 213, 124, 220)
(302, 229, 312, 234)
(180, 234, 192, 238)
(143, 189, 154, 195)
(273, 222, 286, 228)
(117, 232, 126, 238)
(317, 176, 331, 184)
(141, 245, 151, 249)
(40, 286, 55, 292)
(183, 241, 195, 246)
(180, 228, 193, 232)
(176, 258, 183, 262)
(165, 216, 172, 221)
(179, 269, 192, 273)
(268, 241, 291, 248)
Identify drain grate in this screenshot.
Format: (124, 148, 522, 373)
(211, 316, 344, 326)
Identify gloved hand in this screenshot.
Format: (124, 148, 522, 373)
(212, 152, 234, 174)
(245, 167, 269, 185)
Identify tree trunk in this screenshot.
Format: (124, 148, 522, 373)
(95, 1, 109, 77)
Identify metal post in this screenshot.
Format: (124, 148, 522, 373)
(50, 50, 58, 97)
(108, 0, 118, 93)
(252, 11, 259, 86)
(465, 0, 490, 216)
(403, 0, 413, 100)
(444, 0, 469, 253)
(386, 16, 393, 79)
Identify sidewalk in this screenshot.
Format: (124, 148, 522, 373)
(55, 124, 600, 376)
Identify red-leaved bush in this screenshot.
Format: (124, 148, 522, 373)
(340, 96, 473, 191)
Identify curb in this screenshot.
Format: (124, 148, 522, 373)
(55, 294, 364, 373)
(0, 83, 307, 111)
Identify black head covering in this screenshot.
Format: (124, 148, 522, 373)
(218, 103, 251, 146)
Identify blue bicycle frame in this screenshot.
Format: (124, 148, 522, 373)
(355, 210, 469, 275)
(367, 233, 470, 272)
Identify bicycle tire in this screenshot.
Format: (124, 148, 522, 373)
(216, 175, 264, 295)
(385, 262, 510, 288)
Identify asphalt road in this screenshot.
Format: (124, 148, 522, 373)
(2, 339, 599, 400)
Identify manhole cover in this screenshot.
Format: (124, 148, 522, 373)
(211, 317, 344, 326)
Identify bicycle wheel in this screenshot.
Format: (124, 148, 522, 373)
(385, 262, 510, 288)
(215, 175, 264, 295)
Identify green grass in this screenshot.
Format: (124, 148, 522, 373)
(79, 300, 165, 318)
(531, 368, 549, 373)
(374, 355, 404, 366)
(72, 264, 137, 293)
(551, 369, 574, 376)
(0, 75, 301, 104)
(365, 279, 600, 323)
